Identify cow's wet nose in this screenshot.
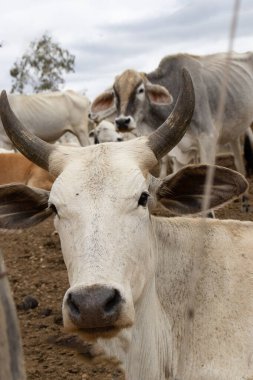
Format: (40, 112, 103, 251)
(66, 285, 123, 328)
(115, 117, 131, 131)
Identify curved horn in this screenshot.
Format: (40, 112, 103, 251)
(147, 68, 195, 160)
(0, 91, 54, 171)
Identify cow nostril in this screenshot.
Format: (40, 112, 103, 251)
(65, 286, 123, 328)
(67, 292, 80, 316)
(116, 117, 131, 128)
(104, 289, 121, 314)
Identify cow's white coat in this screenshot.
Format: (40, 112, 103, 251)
(0, 90, 90, 149)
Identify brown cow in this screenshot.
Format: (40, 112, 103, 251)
(0, 153, 55, 190)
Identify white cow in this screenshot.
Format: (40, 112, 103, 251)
(0, 152, 54, 190)
(0, 90, 90, 149)
(0, 72, 252, 380)
(89, 120, 123, 144)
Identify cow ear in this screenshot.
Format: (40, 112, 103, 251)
(91, 90, 115, 115)
(146, 84, 173, 105)
(0, 184, 54, 229)
(155, 165, 248, 215)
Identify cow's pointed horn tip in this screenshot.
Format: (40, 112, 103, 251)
(0, 90, 8, 111)
(0, 90, 7, 99)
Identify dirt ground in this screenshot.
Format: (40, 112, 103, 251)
(1, 156, 253, 380)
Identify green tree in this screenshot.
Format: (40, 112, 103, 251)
(10, 33, 75, 93)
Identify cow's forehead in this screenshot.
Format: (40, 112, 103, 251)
(50, 139, 156, 202)
(114, 70, 145, 103)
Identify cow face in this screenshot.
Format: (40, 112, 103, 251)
(49, 141, 158, 338)
(89, 120, 123, 144)
(91, 70, 173, 133)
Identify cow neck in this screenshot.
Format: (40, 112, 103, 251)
(143, 103, 171, 132)
(126, 277, 173, 380)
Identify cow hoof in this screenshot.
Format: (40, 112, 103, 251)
(241, 195, 250, 213)
(241, 204, 250, 213)
(207, 211, 215, 218)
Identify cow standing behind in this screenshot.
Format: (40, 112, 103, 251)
(0, 72, 252, 380)
(91, 52, 253, 178)
(0, 152, 54, 190)
(89, 120, 123, 144)
(0, 90, 91, 149)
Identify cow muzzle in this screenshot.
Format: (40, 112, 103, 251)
(63, 284, 128, 335)
(115, 116, 136, 132)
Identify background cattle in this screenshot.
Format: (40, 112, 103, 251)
(89, 120, 123, 144)
(91, 51, 253, 178)
(0, 72, 252, 380)
(0, 90, 91, 149)
(0, 152, 55, 190)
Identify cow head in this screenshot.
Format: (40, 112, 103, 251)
(91, 69, 173, 133)
(0, 71, 248, 342)
(89, 120, 123, 144)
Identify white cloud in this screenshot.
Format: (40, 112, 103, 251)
(1, 0, 252, 100)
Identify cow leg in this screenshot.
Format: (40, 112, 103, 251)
(75, 128, 91, 147)
(241, 194, 250, 212)
(197, 133, 216, 165)
(197, 133, 217, 217)
(230, 138, 250, 212)
(229, 138, 246, 176)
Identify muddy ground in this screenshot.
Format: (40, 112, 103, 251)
(1, 156, 253, 380)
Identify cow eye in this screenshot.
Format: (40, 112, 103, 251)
(137, 87, 144, 94)
(138, 192, 149, 207)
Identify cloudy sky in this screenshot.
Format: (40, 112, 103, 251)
(1, 0, 253, 100)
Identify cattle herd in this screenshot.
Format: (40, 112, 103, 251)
(0, 52, 253, 380)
